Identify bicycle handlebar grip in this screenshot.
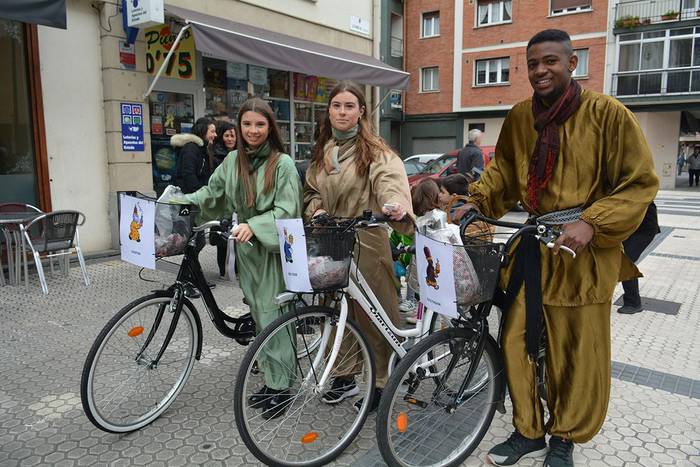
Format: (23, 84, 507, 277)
(458, 210, 479, 237)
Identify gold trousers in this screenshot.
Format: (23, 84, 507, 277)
(502, 289, 611, 443)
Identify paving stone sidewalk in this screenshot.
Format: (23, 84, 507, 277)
(1, 190, 699, 466)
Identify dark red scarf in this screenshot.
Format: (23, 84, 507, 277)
(527, 80, 582, 210)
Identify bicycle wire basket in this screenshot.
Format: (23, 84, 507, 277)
(407, 237, 503, 308)
(454, 238, 503, 307)
(304, 223, 356, 292)
(118, 191, 196, 259)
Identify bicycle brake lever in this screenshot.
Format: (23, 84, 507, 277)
(543, 241, 576, 258)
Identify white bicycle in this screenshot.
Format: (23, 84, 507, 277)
(232, 211, 450, 466)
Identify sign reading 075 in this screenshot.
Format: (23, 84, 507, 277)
(145, 25, 196, 80)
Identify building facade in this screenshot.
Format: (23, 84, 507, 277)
(610, 0, 700, 189)
(1, 0, 406, 253)
(402, 0, 609, 154)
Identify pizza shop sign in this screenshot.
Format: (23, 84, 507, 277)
(145, 25, 197, 81)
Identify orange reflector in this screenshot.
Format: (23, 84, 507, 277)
(397, 412, 408, 433)
(128, 326, 144, 337)
(301, 432, 318, 444)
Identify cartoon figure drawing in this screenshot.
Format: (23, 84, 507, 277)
(283, 227, 294, 263)
(424, 246, 440, 290)
(128, 203, 144, 242)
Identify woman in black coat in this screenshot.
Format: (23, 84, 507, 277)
(173, 117, 217, 194)
(212, 120, 237, 171)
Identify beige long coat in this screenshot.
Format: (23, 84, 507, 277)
(304, 142, 413, 386)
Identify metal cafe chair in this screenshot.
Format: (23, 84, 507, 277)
(20, 210, 90, 294)
(0, 203, 43, 286)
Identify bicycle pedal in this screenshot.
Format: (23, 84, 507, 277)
(403, 395, 428, 408)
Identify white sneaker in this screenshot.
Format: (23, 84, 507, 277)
(405, 312, 418, 324)
(399, 299, 417, 313)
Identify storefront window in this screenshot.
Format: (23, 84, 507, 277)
(149, 91, 195, 196)
(201, 57, 334, 160)
(0, 19, 38, 205)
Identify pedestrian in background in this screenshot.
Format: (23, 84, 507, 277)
(618, 202, 660, 314)
(688, 146, 700, 187)
(210, 120, 238, 277)
(677, 147, 686, 176)
(456, 128, 484, 178)
(173, 117, 217, 194)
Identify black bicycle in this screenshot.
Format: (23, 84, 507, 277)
(375, 211, 577, 467)
(80, 196, 255, 433)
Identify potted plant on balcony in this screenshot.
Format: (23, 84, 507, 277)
(615, 15, 641, 29)
(661, 10, 679, 21)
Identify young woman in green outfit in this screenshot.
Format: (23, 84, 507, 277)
(186, 98, 303, 419)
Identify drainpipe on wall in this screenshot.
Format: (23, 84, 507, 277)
(373, 0, 381, 132)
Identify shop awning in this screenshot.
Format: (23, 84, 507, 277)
(165, 4, 410, 89)
(0, 0, 66, 29)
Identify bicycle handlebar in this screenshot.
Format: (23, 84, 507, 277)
(459, 210, 576, 258)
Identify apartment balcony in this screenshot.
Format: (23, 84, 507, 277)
(614, 0, 700, 31)
(612, 67, 700, 97)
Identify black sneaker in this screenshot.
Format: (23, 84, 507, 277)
(353, 387, 382, 413)
(248, 385, 272, 409)
(544, 436, 574, 467)
(617, 304, 642, 314)
(486, 431, 547, 466)
(321, 378, 359, 404)
(261, 389, 292, 420)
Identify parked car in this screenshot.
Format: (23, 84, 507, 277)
(407, 146, 495, 187)
(403, 159, 426, 176)
(404, 153, 442, 165)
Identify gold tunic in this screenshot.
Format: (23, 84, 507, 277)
(304, 141, 413, 386)
(469, 89, 659, 306)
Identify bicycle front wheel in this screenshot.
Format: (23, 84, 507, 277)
(81, 293, 200, 433)
(376, 327, 503, 467)
(234, 306, 375, 467)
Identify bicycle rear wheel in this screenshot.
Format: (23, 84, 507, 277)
(233, 306, 375, 467)
(81, 293, 200, 433)
(376, 327, 503, 467)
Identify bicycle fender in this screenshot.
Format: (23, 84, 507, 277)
(486, 333, 507, 414)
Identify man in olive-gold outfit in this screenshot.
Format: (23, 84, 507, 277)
(458, 30, 659, 467)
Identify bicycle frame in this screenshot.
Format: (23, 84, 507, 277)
(308, 258, 443, 390)
(136, 232, 254, 367)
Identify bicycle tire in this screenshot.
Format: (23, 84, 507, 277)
(376, 327, 504, 467)
(233, 305, 376, 467)
(81, 292, 200, 433)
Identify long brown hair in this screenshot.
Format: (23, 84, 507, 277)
(235, 98, 286, 207)
(311, 81, 396, 176)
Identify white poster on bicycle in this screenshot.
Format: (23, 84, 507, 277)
(275, 218, 313, 292)
(119, 193, 156, 270)
(415, 233, 458, 318)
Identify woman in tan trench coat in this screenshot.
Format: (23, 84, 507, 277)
(304, 81, 413, 411)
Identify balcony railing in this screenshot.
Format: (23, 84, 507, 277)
(612, 67, 700, 97)
(614, 0, 700, 29)
(390, 36, 403, 57)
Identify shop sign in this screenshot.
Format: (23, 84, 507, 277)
(145, 25, 196, 80)
(350, 16, 370, 35)
(121, 103, 145, 151)
(126, 0, 164, 28)
(390, 90, 402, 109)
(227, 62, 247, 80)
(248, 65, 268, 86)
(119, 41, 136, 70)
